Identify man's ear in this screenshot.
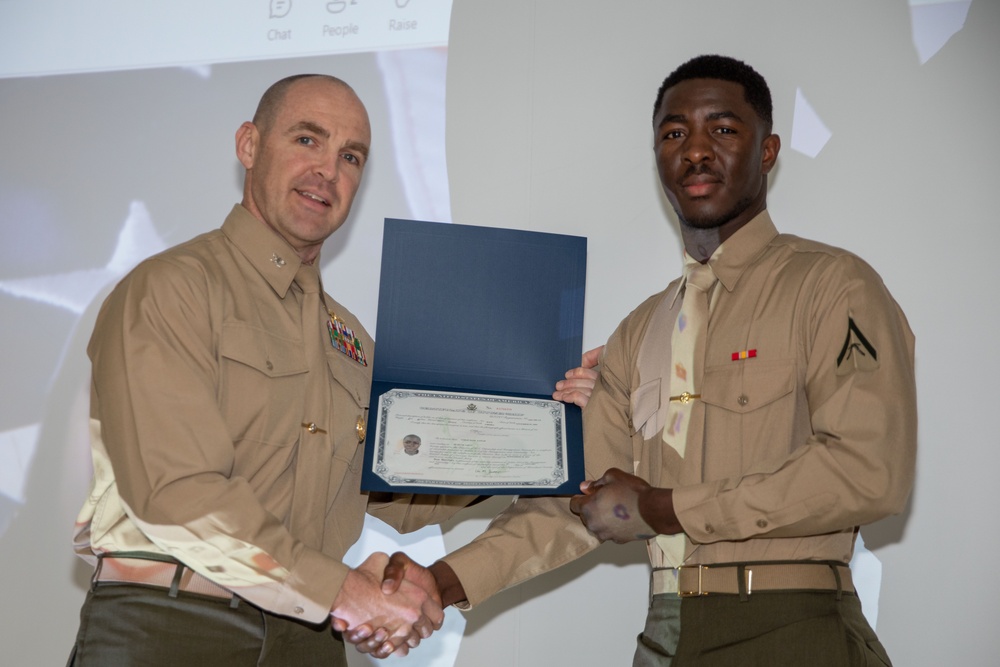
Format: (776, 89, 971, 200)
(235, 121, 259, 170)
(761, 133, 780, 175)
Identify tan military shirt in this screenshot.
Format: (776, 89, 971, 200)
(75, 205, 468, 623)
(444, 211, 916, 606)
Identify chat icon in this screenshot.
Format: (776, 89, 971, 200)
(270, 0, 292, 19)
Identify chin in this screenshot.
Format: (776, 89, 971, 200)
(680, 215, 727, 230)
(680, 196, 756, 231)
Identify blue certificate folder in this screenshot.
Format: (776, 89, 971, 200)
(362, 218, 587, 496)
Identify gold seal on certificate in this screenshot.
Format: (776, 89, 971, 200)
(372, 389, 569, 491)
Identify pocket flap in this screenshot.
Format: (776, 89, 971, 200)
(220, 322, 308, 378)
(701, 360, 794, 414)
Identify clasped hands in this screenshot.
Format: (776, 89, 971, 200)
(334, 468, 683, 660)
(333, 472, 683, 661)
(330, 552, 443, 659)
(333, 346, 610, 658)
(333, 347, 681, 657)
(332, 552, 450, 659)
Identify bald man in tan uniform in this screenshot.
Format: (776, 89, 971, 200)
(69, 74, 471, 666)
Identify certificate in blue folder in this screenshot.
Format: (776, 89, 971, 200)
(362, 219, 587, 496)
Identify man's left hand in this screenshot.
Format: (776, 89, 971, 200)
(569, 468, 677, 543)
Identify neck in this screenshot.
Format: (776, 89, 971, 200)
(679, 204, 767, 263)
(680, 226, 721, 263)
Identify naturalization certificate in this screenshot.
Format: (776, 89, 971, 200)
(371, 389, 569, 491)
(361, 218, 587, 495)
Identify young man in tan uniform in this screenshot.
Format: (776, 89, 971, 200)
(69, 74, 473, 666)
(369, 55, 916, 665)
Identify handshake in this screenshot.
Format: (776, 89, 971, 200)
(330, 551, 462, 659)
(328, 349, 603, 659)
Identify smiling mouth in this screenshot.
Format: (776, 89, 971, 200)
(296, 190, 330, 207)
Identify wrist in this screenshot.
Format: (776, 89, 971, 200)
(429, 560, 467, 607)
(638, 487, 682, 535)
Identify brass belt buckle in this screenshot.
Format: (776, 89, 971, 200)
(676, 564, 708, 597)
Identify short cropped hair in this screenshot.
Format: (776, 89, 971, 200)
(252, 74, 353, 134)
(653, 55, 773, 132)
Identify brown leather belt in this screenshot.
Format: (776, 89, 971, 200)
(94, 555, 235, 601)
(654, 561, 854, 598)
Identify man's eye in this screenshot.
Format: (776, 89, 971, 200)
(343, 153, 361, 165)
(662, 130, 683, 140)
(297, 136, 315, 146)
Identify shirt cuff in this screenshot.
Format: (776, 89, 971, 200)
(672, 482, 728, 544)
(269, 549, 350, 623)
(439, 547, 503, 610)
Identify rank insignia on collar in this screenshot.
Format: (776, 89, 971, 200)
(327, 317, 368, 366)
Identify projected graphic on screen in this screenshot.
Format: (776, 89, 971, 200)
(0, 0, 453, 78)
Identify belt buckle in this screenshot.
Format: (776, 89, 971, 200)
(676, 564, 708, 597)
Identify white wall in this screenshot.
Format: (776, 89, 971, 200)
(439, 0, 1000, 665)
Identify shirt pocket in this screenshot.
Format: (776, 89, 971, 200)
(701, 359, 797, 477)
(219, 322, 309, 448)
(326, 349, 371, 471)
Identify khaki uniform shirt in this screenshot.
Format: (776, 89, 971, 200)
(75, 205, 468, 623)
(444, 211, 916, 607)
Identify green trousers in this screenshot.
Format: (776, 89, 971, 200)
(67, 583, 347, 667)
(634, 591, 893, 667)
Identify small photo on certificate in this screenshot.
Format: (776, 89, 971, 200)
(371, 389, 570, 492)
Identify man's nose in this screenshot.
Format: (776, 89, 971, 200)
(315, 152, 340, 182)
(682, 131, 714, 163)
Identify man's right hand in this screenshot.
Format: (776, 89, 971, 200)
(344, 552, 469, 657)
(330, 552, 444, 658)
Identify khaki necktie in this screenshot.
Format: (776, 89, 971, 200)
(289, 263, 332, 547)
(655, 256, 717, 570)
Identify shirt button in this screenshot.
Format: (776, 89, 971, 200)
(737, 394, 749, 406)
(293, 606, 304, 615)
(266, 360, 274, 371)
(704, 524, 714, 534)
(627, 418, 634, 431)
(756, 519, 768, 528)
